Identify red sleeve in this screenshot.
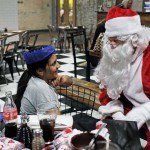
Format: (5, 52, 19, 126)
(142, 43, 150, 99)
(99, 89, 112, 105)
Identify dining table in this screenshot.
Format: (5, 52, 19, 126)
(58, 26, 83, 52)
(73, 115, 143, 150)
(0, 30, 26, 43)
(0, 111, 144, 150)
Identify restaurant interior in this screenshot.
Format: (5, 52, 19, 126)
(0, 0, 150, 149)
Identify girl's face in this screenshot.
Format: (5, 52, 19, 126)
(43, 54, 60, 82)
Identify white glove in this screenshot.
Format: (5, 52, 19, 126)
(126, 102, 150, 129)
(98, 100, 124, 119)
(112, 112, 127, 120)
(92, 121, 109, 141)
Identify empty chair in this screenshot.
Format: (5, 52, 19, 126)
(15, 31, 28, 70)
(26, 33, 39, 51)
(47, 25, 64, 50)
(15, 32, 38, 70)
(3, 40, 20, 80)
(70, 28, 90, 81)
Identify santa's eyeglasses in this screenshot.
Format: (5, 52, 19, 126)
(106, 37, 126, 48)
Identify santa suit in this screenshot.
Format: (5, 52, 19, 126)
(99, 43, 150, 148)
(96, 7, 150, 148)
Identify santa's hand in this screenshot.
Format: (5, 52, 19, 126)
(126, 102, 150, 129)
(98, 100, 124, 119)
(91, 121, 109, 140)
(112, 112, 127, 120)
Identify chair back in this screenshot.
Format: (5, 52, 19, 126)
(17, 31, 29, 50)
(47, 25, 57, 38)
(56, 78, 100, 117)
(26, 33, 39, 50)
(47, 25, 64, 49)
(70, 28, 90, 80)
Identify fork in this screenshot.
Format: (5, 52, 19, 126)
(88, 123, 107, 148)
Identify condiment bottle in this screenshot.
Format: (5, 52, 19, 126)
(3, 91, 18, 138)
(32, 129, 45, 150)
(16, 113, 33, 149)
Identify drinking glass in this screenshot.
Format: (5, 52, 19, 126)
(37, 107, 57, 142)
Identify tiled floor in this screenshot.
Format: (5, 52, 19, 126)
(0, 31, 100, 119)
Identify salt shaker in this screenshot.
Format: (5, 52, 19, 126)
(32, 129, 45, 150)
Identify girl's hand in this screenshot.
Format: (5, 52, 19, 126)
(50, 75, 73, 87)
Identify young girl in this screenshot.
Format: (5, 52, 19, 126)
(15, 45, 73, 115)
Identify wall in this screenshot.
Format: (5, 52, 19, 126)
(16, 0, 145, 31)
(18, 0, 51, 30)
(0, 0, 19, 42)
(76, 0, 97, 32)
(0, 0, 18, 30)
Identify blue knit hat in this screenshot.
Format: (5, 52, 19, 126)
(24, 45, 56, 64)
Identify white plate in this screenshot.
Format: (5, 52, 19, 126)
(17, 115, 73, 130)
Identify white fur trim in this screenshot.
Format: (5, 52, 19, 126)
(105, 15, 142, 37)
(123, 53, 149, 106)
(98, 100, 124, 115)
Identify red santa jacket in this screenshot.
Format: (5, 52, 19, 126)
(99, 43, 150, 113)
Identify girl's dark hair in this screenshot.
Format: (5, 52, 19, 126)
(15, 46, 52, 113)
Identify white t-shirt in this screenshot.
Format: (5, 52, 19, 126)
(20, 76, 59, 115)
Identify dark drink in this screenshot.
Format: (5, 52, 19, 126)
(5, 122, 17, 138)
(40, 119, 55, 142)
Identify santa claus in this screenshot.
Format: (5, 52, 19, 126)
(94, 7, 150, 149)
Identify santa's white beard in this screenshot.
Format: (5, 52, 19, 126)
(94, 40, 134, 100)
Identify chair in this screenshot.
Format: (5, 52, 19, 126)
(47, 25, 64, 50)
(56, 78, 100, 125)
(26, 33, 39, 51)
(15, 32, 38, 70)
(14, 31, 28, 70)
(0, 37, 8, 84)
(3, 40, 20, 80)
(70, 28, 90, 81)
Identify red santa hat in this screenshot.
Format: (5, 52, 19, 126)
(105, 7, 142, 37)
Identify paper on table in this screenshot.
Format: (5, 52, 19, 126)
(17, 115, 73, 130)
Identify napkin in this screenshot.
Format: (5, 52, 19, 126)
(0, 137, 24, 150)
(17, 115, 73, 130)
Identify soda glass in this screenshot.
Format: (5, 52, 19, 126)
(37, 107, 57, 142)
